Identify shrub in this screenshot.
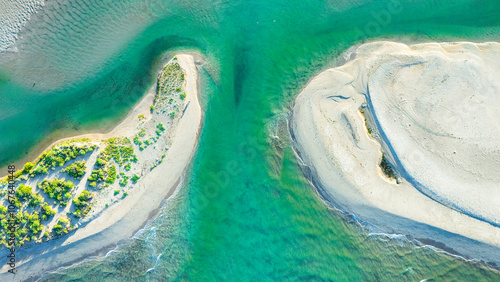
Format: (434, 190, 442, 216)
(131, 155, 138, 163)
(134, 136, 142, 145)
(28, 194, 43, 207)
(62, 160, 87, 179)
(31, 165, 48, 177)
(16, 184, 33, 200)
(157, 123, 166, 131)
(53, 224, 63, 234)
(23, 162, 34, 173)
(105, 165, 117, 184)
(30, 143, 94, 176)
(180, 92, 186, 100)
(131, 174, 140, 184)
(96, 157, 107, 167)
(138, 129, 146, 137)
(41, 204, 56, 218)
(73, 190, 92, 208)
(38, 179, 75, 204)
(114, 190, 120, 196)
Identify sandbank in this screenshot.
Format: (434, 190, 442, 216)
(290, 41, 500, 266)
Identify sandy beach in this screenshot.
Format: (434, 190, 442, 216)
(290, 41, 500, 266)
(0, 54, 203, 281)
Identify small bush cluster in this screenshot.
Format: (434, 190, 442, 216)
(38, 179, 75, 205)
(28, 142, 96, 177)
(52, 216, 72, 235)
(73, 190, 92, 218)
(62, 160, 87, 179)
(0, 208, 44, 247)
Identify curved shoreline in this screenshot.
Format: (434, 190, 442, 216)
(290, 41, 500, 267)
(0, 54, 203, 281)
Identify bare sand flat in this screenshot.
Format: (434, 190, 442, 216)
(0, 54, 202, 281)
(290, 41, 500, 266)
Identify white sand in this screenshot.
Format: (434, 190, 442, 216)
(0, 54, 202, 280)
(291, 41, 500, 264)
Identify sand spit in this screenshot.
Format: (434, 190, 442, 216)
(0, 54, 202, 280)
(291, 41, 500, 266)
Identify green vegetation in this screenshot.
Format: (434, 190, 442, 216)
(133, 135, 142, 145)
(41, 203, 56, 219)
(0, 208, 44, 247)
(16, 184, 33, 200)
(23, 162, 34, 173)
(157, 123, 166, 131)
(73, 190, 92, 218)
(138, 129, 146, 137)
(119, 176, 129, 186)
(131, 174, 140, 184)
(52, 216, 71, 235)
(88, 168, 106, 188)
(28, 142, 96, 177)
(154, 62, 185, 117)
(105, 165, 117, 184)
(99, 137, 134, 166)
(0, 61, 187, 247)
(380, 154, 397, 181)
(28, 194, 43, 208)
(62, 160, 87, 179)
(38, 179, 75, 205)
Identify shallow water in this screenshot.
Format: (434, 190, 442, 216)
(1, 0, 500, 280)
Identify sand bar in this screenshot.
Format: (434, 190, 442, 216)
(290, 41, 500, 266)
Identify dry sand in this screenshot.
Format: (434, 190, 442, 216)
(0, 54, 202, 281)
(290, 41, 500, 266)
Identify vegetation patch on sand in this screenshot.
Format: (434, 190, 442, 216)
(0, 57, 189, 249)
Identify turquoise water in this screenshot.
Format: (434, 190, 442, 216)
(1, 0, 500, 280)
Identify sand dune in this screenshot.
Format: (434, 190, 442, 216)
(291, 41, 500, 265)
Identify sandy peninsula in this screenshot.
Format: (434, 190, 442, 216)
(290, 41, 500, 266)
(0, 54, 203, 281)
